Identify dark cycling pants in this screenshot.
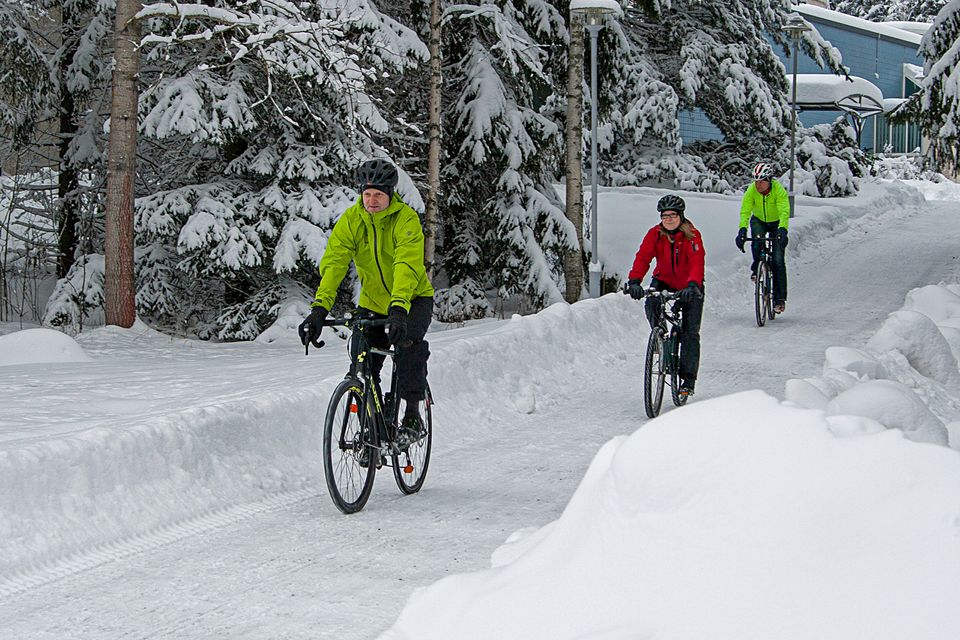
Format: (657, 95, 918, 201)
(362, 296, 433, 402)
(749, 217, 787, 303)
(644, 279, 703, 382)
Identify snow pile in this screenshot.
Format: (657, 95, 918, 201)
(0, 328, 93, 366)
(0, 293, 643, 577)
(787, 284, 960, 448)
(380, 393, 960, 640)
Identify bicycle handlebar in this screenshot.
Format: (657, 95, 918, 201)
(744, 236, 775, 243)
(619, 282, 683, 301)
(304, 313, 390, 355)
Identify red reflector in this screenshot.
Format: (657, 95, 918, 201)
(403, 464, 414, 474)
(349, 404, 358, 413)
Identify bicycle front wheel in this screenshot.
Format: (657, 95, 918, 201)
(393, 388, 433, 495)
(755, 260, 771, 327)
(323, 379, 376, 514)
(644, 329, 666, 418)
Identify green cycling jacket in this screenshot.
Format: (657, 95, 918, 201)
(312, 195, 434, 315)
(739, 179, 790, 229)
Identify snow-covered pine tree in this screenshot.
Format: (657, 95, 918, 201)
(833, 0, 946, 23)
(438, 0, 576, 317)
(606, 0, 850, 190)
(895, 0, 960, 173)
(127, 0, 428, 339)
(0, 2, 55, 148)
(2, 0, 113, 328)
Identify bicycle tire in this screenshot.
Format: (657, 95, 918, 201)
(323, 379, 376, 514)
(670, 330, 688, 407)
(644, 328, 666, 418)
(755, 260, 770, 327)
(766, 263, 777, 321)
(392, 387, 433, 494)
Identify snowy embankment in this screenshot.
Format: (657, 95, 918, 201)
(0, 296, 641, 581)
(379, 284, 960, 640)
(1, 178, 957, 612)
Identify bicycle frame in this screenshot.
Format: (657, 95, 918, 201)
(745, 235, 777, 326)
(336, 313, 402, 460)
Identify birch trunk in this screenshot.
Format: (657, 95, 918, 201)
(423, 0, 442, 277)
(563, 15, 585, 303)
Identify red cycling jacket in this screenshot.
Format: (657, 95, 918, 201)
(628, 221, 705, 290)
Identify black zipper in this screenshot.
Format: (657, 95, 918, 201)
(370, 221, 389, 293)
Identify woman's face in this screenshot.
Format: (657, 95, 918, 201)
(660, 210, 682, 231)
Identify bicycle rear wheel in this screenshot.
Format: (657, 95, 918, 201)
(323, 379, 376, 514)
(393, 388, 433, 494)
(644, 329, 666, 418)
(670, 332, 688, 407)
(755, 260, 771, 327)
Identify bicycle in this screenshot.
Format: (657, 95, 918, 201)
(624, 287, 688, 418)
(310, 311, 433, 514)
(746, 234, 778, 327)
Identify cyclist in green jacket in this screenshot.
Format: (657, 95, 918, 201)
(299, 159, 435, 435)
(735, 162, 790, 314)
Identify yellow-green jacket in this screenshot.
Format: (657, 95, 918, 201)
(312, 195, 434, 314)
(739, 180, 790, 229)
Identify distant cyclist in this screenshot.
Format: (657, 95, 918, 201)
(735, 162, 789, 314)
(298, 159, 434, 438)
(625, 194, 705, 397)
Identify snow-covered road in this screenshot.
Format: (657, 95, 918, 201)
(2, 181, 959, 639)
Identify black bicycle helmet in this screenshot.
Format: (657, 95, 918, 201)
(753, 162, 774, 181)
(656, 194, 686, 216)
(356, 158, 399, 198)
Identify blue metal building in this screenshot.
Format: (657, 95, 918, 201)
(679, 1, 926, 153)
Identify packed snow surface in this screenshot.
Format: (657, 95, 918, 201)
(2, 178, 960, 639)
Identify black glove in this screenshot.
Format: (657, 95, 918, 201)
(626, 279, 645, 300)
(386, 306, 408, 346)
(678, 282, 702, 303)
(735, 228, 747, 253)
(298, 306, 328, 347)
(778, 227, 788, 249)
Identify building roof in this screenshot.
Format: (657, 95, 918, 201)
(794, 2, 924, 46)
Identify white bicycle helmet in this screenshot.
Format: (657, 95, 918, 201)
(753, 162, 774, 181)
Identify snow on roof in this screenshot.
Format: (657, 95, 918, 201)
(883, 97, 908, 113)
(794, 3, 924, 46)
(792, 74, 884, 113)
(882, 21, 933, 36)
(904, 63, 925, 83)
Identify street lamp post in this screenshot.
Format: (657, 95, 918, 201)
(783, 14, 810, 219)
(570, 0, 620, 297)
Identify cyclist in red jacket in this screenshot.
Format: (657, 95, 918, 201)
(625, 194, 705, 396)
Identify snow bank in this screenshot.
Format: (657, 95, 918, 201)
(0, 293, 644, 577)
(787, 284, 960, 447)
(0, 328, 93, 366)
(380, 392, 960, 640)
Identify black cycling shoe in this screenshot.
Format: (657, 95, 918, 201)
(396, 413, 425, 450)
(679, 379, 695, 396)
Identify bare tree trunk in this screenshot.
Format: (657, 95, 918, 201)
(563, 15, 585, 304)
(57, 12, 80, 279)
(103, 0, 141, 327)
(423, 0, 442, 278)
